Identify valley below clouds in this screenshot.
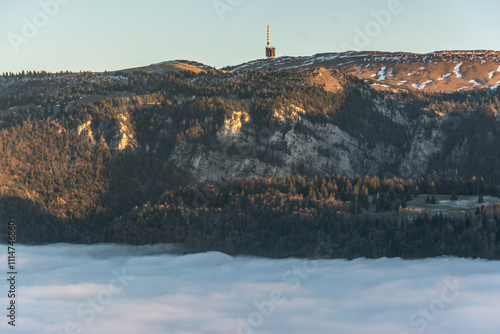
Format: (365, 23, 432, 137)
(1, 244, 499, 334)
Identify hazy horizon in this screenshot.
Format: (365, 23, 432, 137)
(2, 0, 500, 73)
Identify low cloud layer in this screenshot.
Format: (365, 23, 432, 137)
(1, 244, 499, 334)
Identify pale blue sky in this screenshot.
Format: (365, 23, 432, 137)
(1, 0, 499, 73)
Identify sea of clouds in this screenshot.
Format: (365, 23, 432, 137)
(1, 243, 499, 334)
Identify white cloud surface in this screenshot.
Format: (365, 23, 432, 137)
(0, 244, 499, 334)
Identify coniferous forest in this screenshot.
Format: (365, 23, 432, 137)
(1, 68, 500, 259)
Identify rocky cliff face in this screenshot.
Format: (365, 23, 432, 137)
(75, 110, 137, 151)
(398, 116, 446, 179)
(169, 99, 407, 182)
(166, 93, 499, 184)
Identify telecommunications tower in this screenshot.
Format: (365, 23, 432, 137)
(265, 25, 276, 59)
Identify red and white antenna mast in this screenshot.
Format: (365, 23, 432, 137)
(267, 25, 270, 47)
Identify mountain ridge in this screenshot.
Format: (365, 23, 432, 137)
(224, 50, 500, 93)
(113, 60, 218, 74)
(111, 50, 500, 93)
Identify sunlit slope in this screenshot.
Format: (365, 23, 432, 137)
(228, 50, 500, 92)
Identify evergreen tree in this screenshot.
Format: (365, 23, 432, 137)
(431, 195, 437, 204)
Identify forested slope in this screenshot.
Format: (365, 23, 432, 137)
(1, 66, 500, 259)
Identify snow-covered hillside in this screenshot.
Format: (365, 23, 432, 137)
(226, 50, 500, 92)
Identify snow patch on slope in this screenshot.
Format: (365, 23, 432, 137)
(453, 62, 463, 78)
(438, 73, 452, 81)
(413, 80, 433, 90)
(377, 67, 387, 80)
(457, 80, 481, 92)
